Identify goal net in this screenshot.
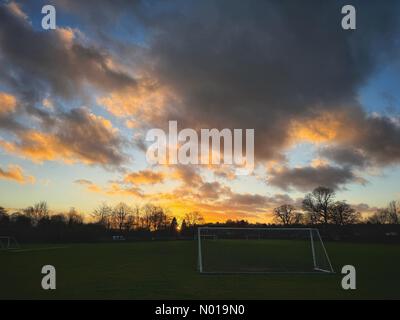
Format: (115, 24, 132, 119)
(197, 227, 334, 274)
(0, 236, 20, 250)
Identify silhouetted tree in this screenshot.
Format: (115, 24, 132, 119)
(330, 201, 360, 225)
(11, 212, 32, 227)
(67, 208, 83, 226)
(50, 214, 67, 225)
(184, 211, 205, 226)
(368, 201, 400, 224)
(92, 203, 112, 229)
(368, 208, 389, 224)
(302, 187, 335, 224)
(0, 207, 9, 226)
(180, 219, 188, 235)
(112, 202, 131, 232)
(124, 215, 136, 232)
(273, 204, 303, 225)
(23, 201, 49, 226)
(387, 201, 399, 224)
(141, 204, 171, 231)
(170, 217, 179, 235)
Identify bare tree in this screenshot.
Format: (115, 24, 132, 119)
(67, 207, 83, 226)
(0, 207, 9, 226)
(368, 208, 390, 224)
(23, 201, 49, 226)
(92, 203, 112, 228)
(330, 201, 360, 225)
(112, 202, 132, 232)
(293, 212, 304, 224)
(302, 187, 335, 224)
(273, 204, 302, 225)
(124, 215, 136, 232)
(184, 211, 205, 226)
(368, 201, 400, 224)
(387, 201, 399, 224)
(141, 204, 156, 230)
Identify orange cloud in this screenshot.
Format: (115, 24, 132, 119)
(74, 179, 144, 198)
(310, 158, 329, 168)
(0, 164, 35, 184)
(106, 183, 144, 198)
(0, 92, 17, 114)
(0, 109, 125, 166)
(124, 170, 165, 185)
(74, 179, 102, 193)
(289, 112, 347, 144)
(0, 131, 66, 163)
(97, 82, 172, 120)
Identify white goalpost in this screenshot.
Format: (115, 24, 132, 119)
(197, 227, 334, 274)
(0, 236, 20, 250)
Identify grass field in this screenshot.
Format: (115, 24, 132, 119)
(1, 241, 400, 299)
(201, 239, 332, 273)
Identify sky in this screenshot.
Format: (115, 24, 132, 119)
(0, 0, 399, 223)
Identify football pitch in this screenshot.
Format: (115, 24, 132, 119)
(1, 241, 400, 299)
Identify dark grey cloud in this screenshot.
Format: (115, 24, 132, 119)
(319, 145, 368, 168)
(54, 0, 142, 27)
(53, 108, 128, 166)
(220, 192, 298, 212)
(320, 109, 400, 168)
(139, 0, 400, 161)
(0, 3, 137, 102)
(198, 181, 229, 200)
(353, 115, 400, 166)
(268, 165, 367, 192)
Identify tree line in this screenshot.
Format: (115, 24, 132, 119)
(0, 202, 205, 242)
(272, 186, 400, 226)
(0, 186, 399, 242)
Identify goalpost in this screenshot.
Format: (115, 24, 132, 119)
(197, 227, 334, 274)
(0, 236, 20, 250)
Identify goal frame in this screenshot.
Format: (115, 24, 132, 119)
(197, 227, 334, 274)
(0, 236, 20, 250)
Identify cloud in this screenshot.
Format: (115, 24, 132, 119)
(131, 0, 400, 163)
(351, 114, 400, 166)
(96, 84, 173, 121)
(197, 181, 231, 200)
(124, 170, 165, 185)
(318, 111, 400, 168)
(268, 164, 367, 192)
(0, 3, 137, 102)
(6, 1, 28, 21)
(0, 164, 35, 184)
(62, 0, 400, 176)
(54, 0, 142, 27)
(170, 165, 204, 188)
(0, 108, 127, 167)
(289, 112, 348, 144)
(3, 1, 397, 175)
(0, 92, 17, 114)
(319, 145, 368, 168)
(74, 179, 101, 192)
(74, 179, 144, 198)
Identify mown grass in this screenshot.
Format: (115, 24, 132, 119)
(1, 241, 399, 299)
